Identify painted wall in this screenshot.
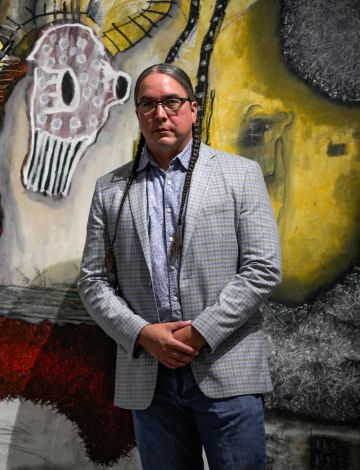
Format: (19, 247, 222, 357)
(0, 0, 359, 468)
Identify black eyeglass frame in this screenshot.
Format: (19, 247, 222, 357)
(136, 97, 192, 115)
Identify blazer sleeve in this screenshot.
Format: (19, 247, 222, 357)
(78, 180, 149, 357)
(191, 160, 282, 351)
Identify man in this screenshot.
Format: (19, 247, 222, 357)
(78, 63, 281, 469)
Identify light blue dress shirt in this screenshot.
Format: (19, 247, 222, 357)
(137, 140, 192, 322)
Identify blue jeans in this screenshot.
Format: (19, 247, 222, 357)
(132, 364, 266, 470)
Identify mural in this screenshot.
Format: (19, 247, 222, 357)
(0, 0, 359, 468)
(23, 23, 131, 197)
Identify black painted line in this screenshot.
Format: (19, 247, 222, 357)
(140, 12, 158, 27)
(127, 15, 152, 38)
(111, 23, 133, 46)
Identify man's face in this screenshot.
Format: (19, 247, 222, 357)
(135, 72, 197, 159)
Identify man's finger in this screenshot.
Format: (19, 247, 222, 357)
(170, 337, 198, 355)
(160, 358, 183, 369)
(163, 357, 191, 368)
(167, 320, 192, 332)
(169, 350, 196, 363)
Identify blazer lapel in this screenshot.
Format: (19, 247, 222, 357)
(108, 170, 130, 242)
(181, 145, 217, 260)
(128, 169, 153, 280)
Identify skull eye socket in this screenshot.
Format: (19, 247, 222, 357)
(62, 71, 75, 105)
(116, 75, 129, 100)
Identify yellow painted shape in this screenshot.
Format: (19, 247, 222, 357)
(100, 0, 173, 54)
(206, 0, 360, 302)
(0, 1, 173, 57)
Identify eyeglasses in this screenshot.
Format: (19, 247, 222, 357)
(136, 97, 191, 116)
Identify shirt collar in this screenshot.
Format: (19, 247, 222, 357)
(137, 139, 193, 172)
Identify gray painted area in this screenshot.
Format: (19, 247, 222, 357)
(0, 399, 210, 470)
(0, 400, 141, 470)
(0, 285, 92, 325)
(1, 400, 359, 469)
(281, 0, 360, 103)
(266, 412, 360, 470)
(263, 266, 360, 423)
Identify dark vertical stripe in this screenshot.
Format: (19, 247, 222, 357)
(29, 132, 46, 187)
(27, 129, 38, 179)
(62, 140, 82, 195)
(75, 0, 81, 20)
(47, 139, 60, 195)
(55, 142, 70, 195)
(53, 141, 64, 194)
(44, 137, 57, 193)
(53, 0, 57, 20)
(38, 134, 50, 191)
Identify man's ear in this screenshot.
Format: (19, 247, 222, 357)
(191, 100, 198, 124)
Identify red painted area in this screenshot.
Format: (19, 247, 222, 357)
(0, 60, 28, 125)
(0, 317, 135, 465)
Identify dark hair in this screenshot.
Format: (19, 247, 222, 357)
(105, 63, 201, 273)
(134, 63, 196, 104)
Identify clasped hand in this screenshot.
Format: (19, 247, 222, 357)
(137, 321, 206, 369)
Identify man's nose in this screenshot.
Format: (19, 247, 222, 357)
(154, 102, 167, 119)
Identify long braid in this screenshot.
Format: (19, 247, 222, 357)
(170, 122, 201, 260)
(108, 63, 199, 270)
(104, 133, 145, 274)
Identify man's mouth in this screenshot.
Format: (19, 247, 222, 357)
(155, 128, 171, 133)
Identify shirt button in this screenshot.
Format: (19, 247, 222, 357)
(167, 180, 172, 185)
(169, 265, 176, 271)
(169, 236, 174, 241)
(166, 207, 172, 213)
(172, 296, 178, 302)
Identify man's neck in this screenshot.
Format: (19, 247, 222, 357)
(147, 139, 192, 171)
(151, 153, 173, 171)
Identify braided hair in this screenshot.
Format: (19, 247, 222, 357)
(105, 64, 201, 273)
(104, 133, 145, 273)
(170, 121, 201, 259)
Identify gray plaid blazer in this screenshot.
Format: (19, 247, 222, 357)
(78, 143, 281, 410)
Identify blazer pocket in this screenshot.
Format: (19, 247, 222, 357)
(201, 198, 233, 216)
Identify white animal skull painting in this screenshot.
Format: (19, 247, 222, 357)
(22, 23, 131, 197)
